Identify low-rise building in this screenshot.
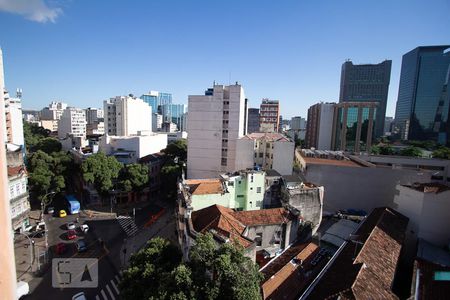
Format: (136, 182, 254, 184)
(236, 132, 295, 176)
(139, 152, 166, 192)
(167, 131, 187, 143)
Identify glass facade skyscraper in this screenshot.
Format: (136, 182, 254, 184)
(339, 60, 391, 139)
(394, 46, 450, 145)
(140, 91, 173, 114)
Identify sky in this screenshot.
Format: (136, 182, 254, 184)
(0, 0, 449, 119)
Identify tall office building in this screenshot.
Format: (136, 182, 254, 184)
(58, 107, 87, 139)
(160, 103, 187, 130)
(104, 96, 152, 136)
(187, 83, 247, 179)
(305, 103, 335, 150)
(394, 46, 450, 145)
(339, 60, 392, 138)
(247, 108, 260, 133)
(140, 91, 172, 115)
(290, 116, 306, 131)
(0, 47, 19, 299)
(332, 102, 378, 152)
(85, 107, 103, 125)
(259, 99, 280, 132)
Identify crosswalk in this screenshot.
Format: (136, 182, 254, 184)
(116, 216, 138, 236)
(95, 273, 121, 300)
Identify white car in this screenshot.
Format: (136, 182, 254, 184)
(17, 281, 29, 299)
(80, 224, 89, 233)
(67, 222, 76, 230)
(72, 292, 87, 300)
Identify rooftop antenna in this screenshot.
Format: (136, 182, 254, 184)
(16, 88, 22, 99)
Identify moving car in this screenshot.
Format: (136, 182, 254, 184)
(59, 210, 67, 218)
(67, 230, 77, 240)
(76, 240, 87, 252)
(72, 292, 87, 300)
(66, 222, 76, 230)
(47, 207, 55, 214)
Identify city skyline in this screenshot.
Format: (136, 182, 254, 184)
(0, 0, 449, 119)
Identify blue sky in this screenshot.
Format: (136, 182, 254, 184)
(0, 0, 449, 118)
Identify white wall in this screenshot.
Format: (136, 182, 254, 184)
(317, 104, 334, 150)
(273, 141, 295, 175)
(58, 108, 86, 139)
(5, 98, 24, 146)
(235, 139, 254, 171)
(103, 134, 167, 160)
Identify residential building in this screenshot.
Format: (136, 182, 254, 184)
(332, 101, 378, 152)
(247, 108, 260, 133)
(179, 170, 266, 212)
(104, 95, 152, 136)
(301, 207, 409, 300)
(6, 147, 30, 231)
(288, 116, 307, 141)
(40, 119, 58, 132)
(176, 203, 299, 262)
(161, 121, 177, 133)
(394, 46, 450, 144)
(139, 152, 166, 192)
(235, 132, 295, 176)
(187, 83, 247, 179)
(305, 102, 335, 150)
(260, 99, 280, 132)
(393, 182, 450, 246)
(99, 133, 167, 164)
(167, 131, 187, 143)
(86, 122, 105, 135)
(339, 60, 392, 138)
(40, 101, 67, 120)
(290, 116, 306, 131)
(85, 107, 103, 124)
(152, 113, 163, 132)
(58, 107, 86, 139)
(4, 92, 24, 147)
(0, 46, 18, 300)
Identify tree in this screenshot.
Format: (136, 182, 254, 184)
(160, 161, 182, 200)
(432, 147, 450, 160)
(23, 122, 50, 152)
(400, 146, 423, 157)
(118, 163, 149, 192)
(81, 152, 122, 197)
(34, 137, 62, 154)
(120, 234, 263, 300)
(162, 139, 187, 162)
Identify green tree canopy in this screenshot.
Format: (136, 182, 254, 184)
(162, 139, 187, 162)
(432, 147, 450, 160)
(23, 122, 50, 152)
(81, 152, 122, 196)
(118, 163, 149, 192)
(34, 137, 62, 154)
(120, 234, 263, 300)
(400, 146, 423, 157)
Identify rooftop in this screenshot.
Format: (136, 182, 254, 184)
(303, 156, 362, 168)
(241, 132, 291, 142)
(304, 207, 409, 300)
(402, 182, 450, 194)
(184, 179, 224, 195)
(414, 258, 450, 300)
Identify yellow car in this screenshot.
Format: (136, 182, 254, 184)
(59, 210, 67, 218)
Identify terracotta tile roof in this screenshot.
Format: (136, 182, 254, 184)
(262, 243, 318, 299)
(191, 205, 292, 249)
(231, 208, 291, 226)
(305, 207, 409, 300)
(7, 165, 27, 178)
(415, 258, 450, 300)
(304, 157, 361, 168)
(242, 132, 291, 142)
(403, 182, 450, 194)
(185, 179, 224, 195)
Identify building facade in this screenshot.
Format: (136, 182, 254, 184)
(332, 101, 378, 152)
(305, 102, 335, 150)
(247, 108, 260, 134)
(394, 46, 450, 145)
(85, 107, 103, 125)
(160, 103, 187, 130)
(339, 60, 392, 138)
(235, 132, 295, 176)
(260, 99, 280, 132)
(58, 107, 86, 139)
(140, 91, 173, 115)
(187, 84, 247, 179)
(40, 101, 68, 120)
(104, 96, 152, 136)
(4, 93, 24, 147)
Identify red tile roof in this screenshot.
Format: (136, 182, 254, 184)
(305, 207, 409, 300)
(231, 208, 291, 226)
(185, 179, 224, 195)
(7, 165, 27, 178)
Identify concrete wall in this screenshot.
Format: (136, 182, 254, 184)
(273, 141, 295, 175)
(235, 138, 254, 171)
(304, 164, 432, 213)
(245, 223, 285, 252)
(318, 104, 334, 150)
(394, 185, 450, 246)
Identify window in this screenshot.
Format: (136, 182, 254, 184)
(238, 181, 241, 184)
(237, 195, 244, 198)
(250, 187, 253, 190)
(221, 158, 227, 166)
(228, 181, 234, 187)
(255, 233, 262, 247)
(257, 187, 262, 193)
(259, 153, 263, 158)
(254, 153, 257, 158)
(251, 175, 254, 182)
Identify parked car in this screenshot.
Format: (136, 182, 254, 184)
(55, 242, 67, 255)
(76, 240, 87, 252)
(16, 281, 29, 299)
(47, 207, 55, 214)
(72, 292, 87, 300)
(66, 222, 76, 230)
(67, 230, 77, 240)
(59, 210, 67, 218)
(80, 224, 89, 233)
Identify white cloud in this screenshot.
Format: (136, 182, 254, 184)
(0, 0, 62, 23)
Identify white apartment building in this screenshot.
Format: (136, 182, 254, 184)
(235, 132, 295, 175)
(152, 113, 163, 132)
(58, 107, 86, 139)
(40, 119, 59, 132)
(187, 84, 247, 179)
(40, 101, 68, 120)
(4, 94, 24, 147)
(86, 122, 105, 135)
(104, 96, 152, 136)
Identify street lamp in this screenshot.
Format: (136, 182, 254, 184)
(40, 191, 56, 250)
(110, 189, 115, 215)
